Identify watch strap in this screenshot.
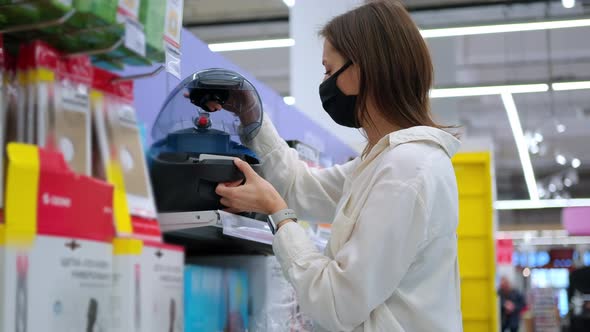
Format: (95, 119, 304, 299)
(268, 209, 297, 234)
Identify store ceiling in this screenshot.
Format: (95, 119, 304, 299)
(184, 0, 590, 204)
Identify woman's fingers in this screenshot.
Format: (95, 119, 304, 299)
(216, 183, 237, 197)
(234, 159, 258, 180)
(223, 179, 243, 188)
(205, 100, 223, 112)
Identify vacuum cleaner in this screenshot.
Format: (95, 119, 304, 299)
(148, 69, 263, 212)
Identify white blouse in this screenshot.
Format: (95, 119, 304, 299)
(244, 117, 463, 332)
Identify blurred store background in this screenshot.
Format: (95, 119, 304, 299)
(1, 1, 590, 332)
(185, 1, 590, 331)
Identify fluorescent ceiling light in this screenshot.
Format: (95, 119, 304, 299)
(421, 18, 590, 39)
(429, 79, 590, 99)
(283, 0, 295, 7)
(556, 154, 567, 165)
(283, 96, 295, 105)
(430, 84, 549, 98)
(562, 0, 576, 9)
(206, 18, 590, 52)
(495, 198, 590, 210)
(552, 81, 590, 91)
(572, 158, 581, 169)
(501, 93, 539, 200)
(209, 38, 295, 52)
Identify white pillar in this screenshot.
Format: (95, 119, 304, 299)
(290, 0, 365, 153)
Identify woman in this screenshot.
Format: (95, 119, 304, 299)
(216, 1, 463, 331)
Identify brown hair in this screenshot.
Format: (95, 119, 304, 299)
(320, 0, 454, 154)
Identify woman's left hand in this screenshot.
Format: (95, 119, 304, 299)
(216, 159, 288, 215)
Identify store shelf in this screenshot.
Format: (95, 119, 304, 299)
(160, 210, 275, 256)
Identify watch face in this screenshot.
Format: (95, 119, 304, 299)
(267, 218, 277, 235)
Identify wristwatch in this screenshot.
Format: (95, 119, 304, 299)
(267, 209, 297, 235)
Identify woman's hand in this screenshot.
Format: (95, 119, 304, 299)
(185, 89, 260, 126)
(216, 159, 288, 215)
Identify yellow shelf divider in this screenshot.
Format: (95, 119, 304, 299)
(453, 152, 499, 332)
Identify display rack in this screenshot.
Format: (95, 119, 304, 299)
(160, 210, 275, 255)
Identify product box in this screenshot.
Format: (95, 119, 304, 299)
(3, 51, 19, 154)
(102, 0, 152, 65)
(0, 34, 5, 215)
(30, 40, 59, 148)
(187, 256, 310, 332)
(184, 265, 249, 332)
(91, 67, 158, 226)
(139, 0, 166, 62)
(26, 41, 93, 176)
(163, 0, 184, 78)
(15, 43, 30, 143)
(71, 0, 118, 28)
(0, 143, 116, 332)
(249, 256, 313, 332)
(184, 265, 226, 331)
(112, 238, 184, 332)
(0, 0, 71, 29)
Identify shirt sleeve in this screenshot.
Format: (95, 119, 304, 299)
(242, 115, 358, 222)
(272, 176, 429, 331)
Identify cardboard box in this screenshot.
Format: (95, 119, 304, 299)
(248, 256, 313, 332)
(184, 265, 249, 332)
(112, 238, 184, 332)
(0, 1, 71, 28)
(15, 44, 30, 143)
(29, 41, 92, 176)
(0, 34, 5, 214)
(187, 256, 312, 332)
(0, 143, 116, 332)
(91, 67, 158, 228)
(2, 53, 18, 160)
(139, 0, 166, 62)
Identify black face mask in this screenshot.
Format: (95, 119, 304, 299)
(319, 61, 360, 128)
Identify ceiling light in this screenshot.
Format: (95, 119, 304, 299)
(534, 132, 543, 142)
(209, 18, 590, 52)
(564, 178, 573, 187)
(501, 93, 539, 200)
(208, 38, 295, 52)
(529, 144, 540, 155)
(430, 84, 549, 98)
(572, 158, 581, 169)
(552, 81, 590, 91)
(283, 0, 295, 7)
(556, 154, 567, 165)
(283, 96, 295, 105)
(556, 123, 567, 133)
(549, 183, 557, 192)
(562, 0, 576, 9)
(494, 198, 590, 210)
(420, 17, 590, 39)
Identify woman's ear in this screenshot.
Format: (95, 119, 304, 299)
(338, 63, 361, 96)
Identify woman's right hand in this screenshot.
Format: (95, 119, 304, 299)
(186, 89, 260, 126)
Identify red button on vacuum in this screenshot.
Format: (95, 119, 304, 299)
(198, 116, 209, 128)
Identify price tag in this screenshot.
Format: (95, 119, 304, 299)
(164, 0, 184, 79)
(124, 19, 146, 57)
